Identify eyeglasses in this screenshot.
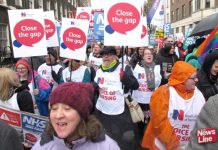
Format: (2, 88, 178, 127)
(188, 76, 198, 81)
(16, 67, 27, 71)
(144, 53, 153, 56)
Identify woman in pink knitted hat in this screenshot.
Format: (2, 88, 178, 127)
(16, 58, 51, 116)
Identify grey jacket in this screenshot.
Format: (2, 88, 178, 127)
(31, 132, 120, 150)
(186, 94, 218, 150)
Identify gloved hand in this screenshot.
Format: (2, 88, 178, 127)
(120, 68, 124, 81)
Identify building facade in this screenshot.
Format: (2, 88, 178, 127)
(0, 0, 77, 50)
(170, 0, 218, 35)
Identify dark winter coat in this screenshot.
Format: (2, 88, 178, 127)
(155, 45, 179, 85)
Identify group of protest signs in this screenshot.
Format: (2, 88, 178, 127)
(8, 0, 149, 61)
(5, 0, 149, 146)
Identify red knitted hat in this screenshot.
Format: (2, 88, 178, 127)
(49, 82, 94, 120)
(16, 58, 32, 72)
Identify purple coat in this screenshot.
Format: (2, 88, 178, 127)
(31, 134, 120, 150)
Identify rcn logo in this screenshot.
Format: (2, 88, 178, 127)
(172, 109, 184, 121)
(97, 77, 104, 84)
(138, 73, 145, 79)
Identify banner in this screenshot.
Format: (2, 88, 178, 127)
(175, 32, 184, 43)
(154, 29, 164, 44)
(93, 11, 104, 41)
(8, 9, 47, 58)
(44, 11, 59, 47)
(104, 0, 143, 46)
(91, 0, 105, 9)
(164, 23, 172, 36)
(139, 17, 149, 47)
(183, 28, 195, 49)
(60, 18, 89, 61)
(147, 0, 164, 27)
(76, 7, 92, 21)
(0, 106, 48, 147)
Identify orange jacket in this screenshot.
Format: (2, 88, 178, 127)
(141, 61, 196, 150)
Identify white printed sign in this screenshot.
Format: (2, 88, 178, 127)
(8, 9, 47, 58)
(60, 18, 89, 61)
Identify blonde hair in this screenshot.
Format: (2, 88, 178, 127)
(0, 68, 20, 101)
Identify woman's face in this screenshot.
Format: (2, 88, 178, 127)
(94, 44, 101, 54)
(50, 103, 80, 139)
(16, 64, 28, 78)
(45, 54, 56, 65)
(138, 47, 145, 56)
(183, 72, 198, 91)
(169, 45, 175, 54)
(143, 49, 153, 64)
(210, 60, 218, 76)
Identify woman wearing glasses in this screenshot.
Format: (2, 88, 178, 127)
(141, 61, 205, 150)
(16, 58, 51, 116)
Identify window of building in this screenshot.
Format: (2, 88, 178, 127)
(182, 5, 185, 19)
(28, 0, 33, 9)
(196, 0, 201, 10)
(205, 0, 210, 8)
(167, 13, 169, 23)
(176, 8, 179, 21)
(189, 0, 193, 16)
(176, 27, 179, 33)
(182, 26, 185, 35)
(0, 24, 8, 49)
(171, 11, 174, 22)
(47, 0, 50, 10)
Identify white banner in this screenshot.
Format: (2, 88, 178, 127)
(44, 11, 59, 47)
(139, 17, 149, 47)
(8, 9, 47, 58)
(104, 0, 143, 46)
(60, 18, 89, 61)
(76, 7, 92, 21)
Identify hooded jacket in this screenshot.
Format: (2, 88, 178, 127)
(196, 51, 218, 100)
(155, 44, 179, 85)
(141, 61, 205, 150)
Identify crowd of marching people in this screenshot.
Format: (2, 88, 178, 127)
(0, 36, 218, 150)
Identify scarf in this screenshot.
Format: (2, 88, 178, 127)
(142, 60, 155, 91)
(102, 60, 117, 71)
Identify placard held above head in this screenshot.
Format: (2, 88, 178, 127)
(60, 18, 89, 61)
(8, 9, 47, 58)
(104, 0, 143, 46)
(44, 11, 59, 47)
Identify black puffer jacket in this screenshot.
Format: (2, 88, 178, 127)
(155, 44, 179, 85)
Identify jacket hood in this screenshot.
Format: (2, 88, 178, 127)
(159, 43, 174, 56)
(168, 61, 196, 86)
